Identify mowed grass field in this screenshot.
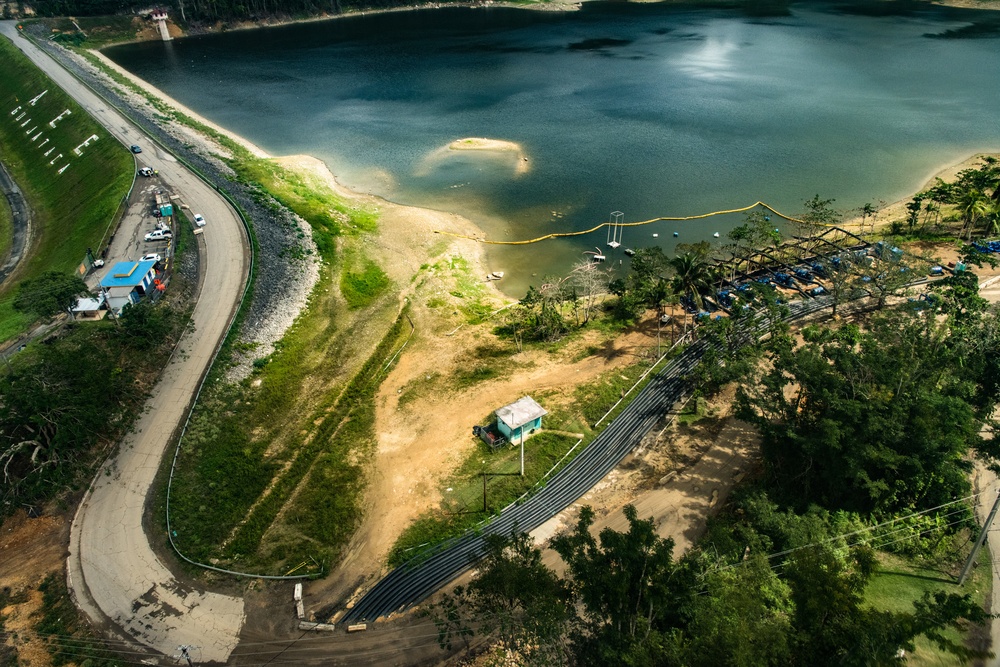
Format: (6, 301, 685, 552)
(0, 35, 132, 340)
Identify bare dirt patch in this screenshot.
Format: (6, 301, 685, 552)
(529, 386, 760, 556)
(305, 309, 667, 612)
(0, 510, 69, 666)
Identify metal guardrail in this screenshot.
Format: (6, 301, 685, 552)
(97, 153, 137, 256)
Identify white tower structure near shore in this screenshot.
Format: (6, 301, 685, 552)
(151, 9, 172, 41)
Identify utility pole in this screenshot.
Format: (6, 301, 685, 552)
(959, 489, 1000, 585)
(519, 427, 524, 477)
(101, 286, 118, 326)
(176, 645, 195, 666)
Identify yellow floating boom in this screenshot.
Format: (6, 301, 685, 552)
(434, 201, 827, 246)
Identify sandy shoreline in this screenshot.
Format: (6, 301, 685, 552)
(90, 50, 271, 160)
(90, 44, 1000, 248)
(88, 48, 493, 263)
(843, 151, 1000, 231)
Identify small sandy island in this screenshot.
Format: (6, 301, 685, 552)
(448, 137, 522, 154)
(418, 137, 531, 177)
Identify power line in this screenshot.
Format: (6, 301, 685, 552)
(713, 488, 988, 573)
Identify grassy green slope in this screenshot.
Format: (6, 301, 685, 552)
(0, 35, 132, 331)
(0, 182, 11, 265)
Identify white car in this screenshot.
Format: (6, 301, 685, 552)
(144, 229, 172, 241)
(141, 253, 161, 263)
(193, 213, 206, 227)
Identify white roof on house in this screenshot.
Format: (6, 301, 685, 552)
(496, 396, 548, 430)
(72, 293, 105, 312)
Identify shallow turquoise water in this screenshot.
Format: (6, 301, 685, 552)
(106, 2, 1000, 293)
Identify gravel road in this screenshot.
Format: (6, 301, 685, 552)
(0, 22, 250, 663)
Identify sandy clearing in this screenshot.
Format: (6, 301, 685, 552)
(0, 511, 66, 667)
(305, 306, 668, 612)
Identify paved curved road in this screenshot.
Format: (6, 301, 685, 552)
(0, 24, 251, 663)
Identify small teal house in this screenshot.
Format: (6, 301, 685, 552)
(496, 396, 547, 443)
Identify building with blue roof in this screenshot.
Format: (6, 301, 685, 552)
(100, 260, 157, 312)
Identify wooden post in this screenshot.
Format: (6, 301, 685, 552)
(520, 428, 524, 477)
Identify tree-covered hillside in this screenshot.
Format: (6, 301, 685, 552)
(25, 0, 453, 22)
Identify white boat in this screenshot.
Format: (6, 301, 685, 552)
(487, 271, 505, 281)
(713, 232, 720, 238)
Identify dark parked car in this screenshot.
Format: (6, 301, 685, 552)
(130, 145, 142, 153)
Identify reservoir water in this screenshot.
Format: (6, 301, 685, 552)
(106, 2, 1000, 293)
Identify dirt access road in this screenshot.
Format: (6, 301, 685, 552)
(975, 273, 1000, 667)
(0, 23, 251, 663)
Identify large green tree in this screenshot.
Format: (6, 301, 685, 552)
(786, 545, 989, 666)
(13, 271, 90, 319)
(724, 210, 781, 282)
(736, 308, 998, 514)
(432, 528, 574, 664)
(628, 246, 671, 311)
(551, 505, 692, 667)
(668, 246, 716, 311)
(681, 554, 792, 667)
(800, 195, 842, 229)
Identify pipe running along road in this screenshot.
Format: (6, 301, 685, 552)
(342, 296, 834, 623)
(0, 23, 251, 663)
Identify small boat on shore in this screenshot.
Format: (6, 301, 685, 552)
(487, 271, 505, 281)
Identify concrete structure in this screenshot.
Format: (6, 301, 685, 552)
(150, 9, 172, 41)
(100, 260, 156, 312)
(495, 396, 547, 442)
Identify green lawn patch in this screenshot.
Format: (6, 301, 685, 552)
(0, 36, 132, 337)
(389, 430, 580, 566)
(0, 180, 11, 261)
(865, 550, 992, 666)
(340, 255, 391, 309)
(0, 295, 32, 343)
(431, 255, 493, 324)
(170, 300, 410, 575)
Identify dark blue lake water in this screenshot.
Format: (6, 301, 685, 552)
(106, 2, 1000, 293)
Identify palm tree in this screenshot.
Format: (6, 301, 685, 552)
(982, 200, 1000, 238)
(668, 251, 715, 311)
(922, 201, 939, 230)
(960, 191, 992, 240)
(860, 202, 876, 236)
